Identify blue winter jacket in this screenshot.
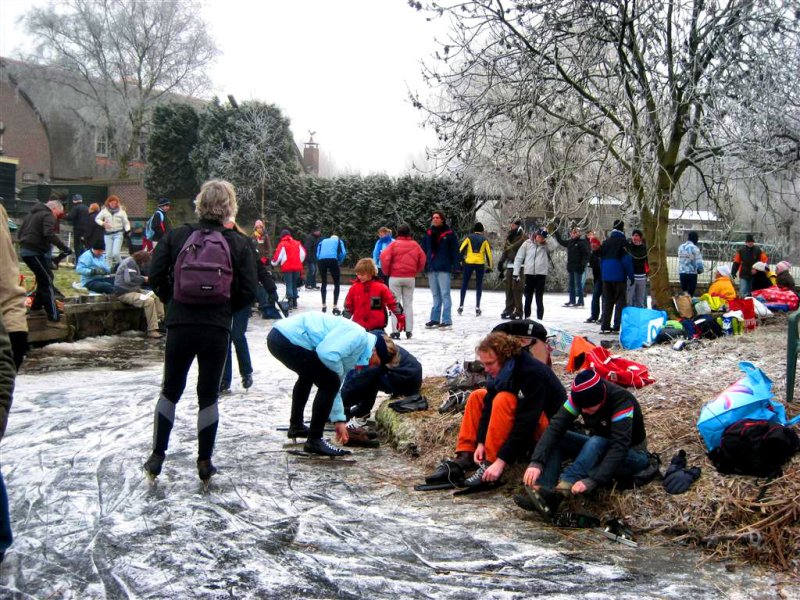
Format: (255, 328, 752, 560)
(600, 230, 634, 282)
(317, 236, 347, 263)
(677, 241, 704, 275)
(273, 312, 376, 422)
(422, 225, 460, 272)
(75, 249, 110, 286)
(372, 235, 394, 269)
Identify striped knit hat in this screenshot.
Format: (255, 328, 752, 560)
(570, 369, 607, 409)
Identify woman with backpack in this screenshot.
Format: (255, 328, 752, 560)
(143, 180, 257, 485)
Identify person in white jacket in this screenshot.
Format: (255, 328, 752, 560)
(94, 195, 131, 269)
(513, 228, 559, 320)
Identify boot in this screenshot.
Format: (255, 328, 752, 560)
(287, 424, 311, 439)
(144, 452, 165, 478)
(242, 373, 253, 389)
(304, 437, 351, 457)
(344, 427, 380, 448)
(197, 459, 217, 482)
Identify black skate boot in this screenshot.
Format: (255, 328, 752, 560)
(303, 437, 351, 457)
(287, 424, 311, 440)
(144, 452, 165, 480)
(197, 459, 217, 484)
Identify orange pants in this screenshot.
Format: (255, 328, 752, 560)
(455, 388, 548, 463)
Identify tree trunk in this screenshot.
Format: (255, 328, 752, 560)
(641, 198, 672, 313)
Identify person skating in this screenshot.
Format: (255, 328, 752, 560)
(599, 220, 633, 334)
(554, 225, 590, 307)
(267, 312, 400, 456)
(422, 211, 460, 328)
(317, 232, 347, 314)
(343, 258, 405, 333)
(522, 369, 649, 521)
(458, 222, 493, 316)
(425, 331, 566, 488)
(513, 228, 558, 320)
(272, 229, 306, 308)
(498, 219, 525, 320)
(143, 180, 257, 484)
(380, 223, 426, 339)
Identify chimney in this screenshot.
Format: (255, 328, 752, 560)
(304, 131, 319, 176)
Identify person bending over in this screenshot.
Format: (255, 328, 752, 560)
(267, 312, 400, 456)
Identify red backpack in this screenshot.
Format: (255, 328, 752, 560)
(582, 345, 655, 388)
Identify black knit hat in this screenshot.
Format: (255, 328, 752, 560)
(570, 369, 607, 409)
(492, 319, 548, 342)
(688, 231, 698, 244)
(473, 222, 484, 232)
(91, 239, 106, 251)
(746, 234, 755, 243)
(613, 219, 625, 232)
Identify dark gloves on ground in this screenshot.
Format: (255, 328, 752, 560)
(663, 450, 701, 495)
(9, 331, 28, 371)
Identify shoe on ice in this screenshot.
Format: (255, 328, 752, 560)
(304, 437, 351, 457)
(287, 424, 311, 439)
(144, 452, 165, 478)
(457, 306, 464, 315)
(332, 307, 342, 316)
(197, 459, 217, 482)
(389, 332, 400, 340)
(475, 308, 482, 316)
(406, 331, 413, 339)
(242, 373, 253, 389)
(425, 321, 440, 329)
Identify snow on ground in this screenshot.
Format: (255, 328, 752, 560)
(0, 285, 779, 598)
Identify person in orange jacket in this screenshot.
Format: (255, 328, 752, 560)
(343, 258, 405, 333)
(271, 229, 306, 308)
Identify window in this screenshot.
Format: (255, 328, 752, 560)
(95, 130, 108, 156)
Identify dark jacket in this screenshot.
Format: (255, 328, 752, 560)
(17, 203, 70, 254)
(150, 208, 171, 242)
(499, 227, 525, 270)
(626, 241, 649, 276)
(731, 245, 767, 281)
(600, 230, 633, 283)
(555, 231, 591, 272)
(777, 271, 797, 291)
(590, 247, 602, 283)
(531, 381, 647, 489)
(422, 224, 460, 272)
(65, 203, 92, 236)
(751, 270, 772, 292)
(303, 232, 320, 265)
(477, 351, 567, 464)
(84, 212, 106, 249)
(149, 220, 257, 332)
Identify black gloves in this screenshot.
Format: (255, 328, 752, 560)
(663, 450, 701, 495)
(341, 310, 353, 319)
(9, 331, 28, 371)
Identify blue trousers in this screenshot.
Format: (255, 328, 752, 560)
(429, 270, 453, 325)
(568, 270, 584, 305)
(222, 306, 253, 388)
(305, 262, 317, 288)
(85, 276, 116, 294)
(459, 265, 485, 308)
(0, 467, 11, 555)
(283, 271, 300, 300)
(538, 430, 649, 488)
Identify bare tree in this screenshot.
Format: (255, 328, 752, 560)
(411, 0, 800, 308)
(22, 0, 217, 178)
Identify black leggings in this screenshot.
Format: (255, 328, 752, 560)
(152, 325, 229, 460)
(523, 274, 547, 319)
(23, 254, 59, 320)
(318, 258, 341, 306)
(267, 329, 341, 439)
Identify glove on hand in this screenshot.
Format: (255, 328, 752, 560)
(396, 313, 407, 332)
(341, 310, 353, 319)
(663, 450, 701, 495)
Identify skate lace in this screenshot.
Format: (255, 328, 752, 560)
(319, 439, 344, 454)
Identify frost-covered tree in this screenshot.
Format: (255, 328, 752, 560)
(22, 0, 217, 178)
(412, 0, 800, 308)
(144, 104, 199, 200)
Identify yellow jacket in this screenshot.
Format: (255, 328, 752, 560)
(708, 275, 736, 301)
(460, 233, 493, 268)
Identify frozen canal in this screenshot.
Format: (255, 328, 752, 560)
(0, 287, 777, 598)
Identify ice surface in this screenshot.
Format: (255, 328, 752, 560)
(0, 285, 775, 598)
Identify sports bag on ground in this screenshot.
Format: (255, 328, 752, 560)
(708, 419, 800, 476)
(173, 226, 233, 304)
(582, 345, 655, 388)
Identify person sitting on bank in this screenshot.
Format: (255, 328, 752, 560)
(114, 250, 165, 339)
(708, 265, 736, 301)
(750, 261, 775, 293)
(491, 318, 552, 367)
(75, 240, 116, 294)
(267, 312, 400, 456)
(425, 331, 566, 488)
(522, 369, 648, 520)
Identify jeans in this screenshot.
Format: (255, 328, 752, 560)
(459, 265, 485, 308)
(523, 274, 546, 319)
(283, 271, 300, 300)
(305, 261, 317, 288)
(267, 329, 341, 439)
(739, 277, 752, 297)
(22, 253, 59, 320)
(318, 259, 341, 306)
(85, 276, 116, 294)
(428, 270, 453, 324)
(538, 430, 649, 488)
(0, 467, 11, 556)
(679, 273, 698, 297)
(568, 270, 583, 305)
(222, 306, 253, 388)
(153, 325, 229, 460)
(104, 231, 124, 269)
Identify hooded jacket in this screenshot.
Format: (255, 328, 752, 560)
(273, 312, 377, 422)
(708, 274, 736, 301)
(380, 236, 426, 278)
(17, 203, 70, 255)
(513, 236, 558, 277)
(344, 278, 400, 331)
(677, 240, 704, 275)
(114, 256, 147, 293)
(600, 230, 633, 282)
(272, 234, 306, 272)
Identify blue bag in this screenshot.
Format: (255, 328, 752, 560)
(619, 307, 667, 350)
(697, 361, 800, 451)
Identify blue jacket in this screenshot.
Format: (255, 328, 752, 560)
(372, 235, 394, 268)
(317, 236, 347, 263)
(422, 225, 460, 272)
(677, 241, 704, 275)
(273, 312, 376, 422)
(600, 230, 633, 282)
(75, 249, 110, 286)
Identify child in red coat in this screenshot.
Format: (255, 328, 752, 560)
(344, 259, 405, 333)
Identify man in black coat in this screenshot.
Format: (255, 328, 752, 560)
(65, 194, 92, 257)
(555, 226, 591, 307)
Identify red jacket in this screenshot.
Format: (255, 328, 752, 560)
(380, 236, 426, 279)
(344, 278, 400, 331)
(271, 234, 305, 273)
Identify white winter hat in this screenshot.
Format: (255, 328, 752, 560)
(752, 261, 767, 272)
(716, 265, 731, 277)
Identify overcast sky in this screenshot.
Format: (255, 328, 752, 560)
(0, 0, 446, 176)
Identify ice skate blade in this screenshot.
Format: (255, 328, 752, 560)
(286, 450, 356, 464)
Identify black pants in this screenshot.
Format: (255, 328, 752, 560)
(523, 274, 547, 320)
(601, 280, 627, 330)
(23, 254, 59, 320)
(504, 267, 523, 316)
(152, 325, 229, 460)
(267, 329, 341, 439)
(318, 258, 341, 306)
